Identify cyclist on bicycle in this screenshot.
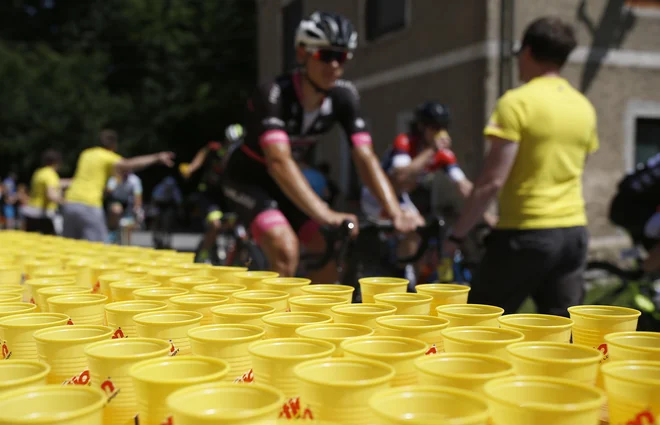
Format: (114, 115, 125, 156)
(610, 152, 660, 273)
(221, 11, 423, 278)
(182, 124, 244, 263)
(105, 171, 144, 244)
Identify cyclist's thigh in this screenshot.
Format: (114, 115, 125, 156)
(272, 187, 315, 247)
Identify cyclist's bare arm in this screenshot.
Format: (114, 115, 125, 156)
(185, 147, 209, 177)
(114, 152, 174, 174)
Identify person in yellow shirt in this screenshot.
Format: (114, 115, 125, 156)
(62, 129, 174, 242)
(23, 149, 63, 235)
(443, 17, 599, 316)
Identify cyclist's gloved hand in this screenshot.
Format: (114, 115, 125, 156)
(392, 208, 424, 234)
(323, 210, 359, 238)
(429, 149, 457, 171)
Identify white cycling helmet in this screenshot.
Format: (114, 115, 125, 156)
(224, 124, 244, 143)
(295, 11, 358, 52)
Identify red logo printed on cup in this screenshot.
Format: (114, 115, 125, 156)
(1, 340, 11, 360)
(160, 416, 174, 425)
(168, 340, 179, 357)
(67, 318, 74, 325)
(425, 344, 438, 355)
(29, 297, 35, 305)
(234, 368, 254, 383)
(101, 376, 120, 401)
(112, 327, 125, 339)
(63, 369, 91, 386)
(597, 343, 609, 363)
(93, 281, 101, 294)
(625, 408, 656, 425)
(279, 397, 314, 420)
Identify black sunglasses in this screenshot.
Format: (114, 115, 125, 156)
(311, 49, 351, 64)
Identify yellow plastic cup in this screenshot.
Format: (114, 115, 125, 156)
(498, 313, 574, 342)
(414, 283, 471, 310)
(36, 286, 92, 312)
(104, 300, 168, 339)
(24, 258, 62, 280)
(130, 356, 230, 425)
(33, 325, 114, 385)
(31, 269, 78, 281)
(188, 324, 265, 382)
(300, 284, 356, 303)
(602, 360, 660, 425)
(110, 279, 161, 302)
(211, 303, 276, 328)
(166, 382, 285, 425)
(259, 277, 311, 298)
(0, 360, 50, 396)
(0, 265, 22, 285)
(133, 287, 189, 307)
(234, 271, 280, 290)
(97, 273, 130, 300)
(262, 311, 333, 339)
(169, 294, 230, 325)
(369, 385, 490, 425)
(376, 315, 450, 354)
(25, 277, 76, 310)
(0, 285, 25, 297)
(436, 304, 504, 328)
(359, 277, 408, 303)
(0, 302, 37, 318)
(341, 336, 427, 387)
(374, 292, 433, 316)
(484, 376, 606, 425)
(293, 357, 395, 425)
(0, 385, 107, 425)
(89, 263, 122, 293)
(47, 294, 108, 326)
(0, 293, 21, 304)
(192, 283, 247, 298)
(117, 257, 144, 268)
(85, 338, 171, 425)
(289, 295, 349, 315)
(295, 323, 374, 357)
(568, 305, 641, 355)
(65, 258, 94, 287)
(232, 289, 290, 312)
(506, 341, 602, 384)
(134, 310, 204, 356)
(442, 326, 524, 360)
(147, 269, 192, 286)
(0, 313, 70, 360)
(605, 331, 660, 362)
(330, 303, 398, 330)
(169, 275, 218, 292)
(415, 352, 514, 394)
(207, 265, 248, 283)
(248, 338, 336, 398)
(172, 263, 212, 276)
(125, 265, 154, 279)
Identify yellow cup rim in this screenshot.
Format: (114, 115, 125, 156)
(37, 286, 91, 296)
(262, 311, 333, 328)
(436, 304, 504, 318)
(169, 276, 217, 284)
(47, 293, 108, 306)
(0, 264, 20, 271)
(604, 331, 660, 353)
(442, 326, 525, 345)
(368, 385, 489, 425)
(483, 376, 606, 412)
(567, 305, 641, 320)
(358, 277, 409, 286)
(301, 284, 355, 294)
(294, 357, 396, 388)
(233, 289, 290, 302)
(260, 277, 311, 287)
(132, 287, 189, 297)
(415, 352, 514, 381)
(374, 293, 433, 305)
(331, 303, 397, 316)
(133, 310, 204, 326)
(341, 335, 428, 359)
(209, 265, 248, 273)
(0, 286, 24, 294)
(295, 323, 375, 342)
(498, 313, 574, 330)
(25, 278, 76, 287)
(84, 337, 171, 360)
(166, 382, 285, 421)
(0, 294, 21, 302)
(104, 300, 168, 313)
(0, 360, 51, 389)
(97, 273, 127, 281)
(33, 325, 114, 343)
(89, 263, 122, 271)
(211, 303, 276, 318)
(173, 263, 212, 270)
(376, 314, 450, 330)
(188, 323, 265, 342)
(130, 355, 230, 385)
(289, 295, 348, 307)
(506, 341, 602, 365)
(109, 280, 161, 290)
(147, 270, 193, 277)
(601, 360, 660, 386)
(0, 303, 36, 315)
(193, 283, 247, 294)
(415, 283, 471, 293)
(170, 294, 230, 306)
(0, 312, 70, 328)
(0, 385, 107, 424)
(248, 337, 336, 360)
(233, 271, 280, 280)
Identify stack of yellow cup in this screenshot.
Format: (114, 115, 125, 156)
(147, 269, 192, 287)
(0, 302, 36, 319)
(193, 283, 247, 298)
(207, 265, 247, 283)
(133, 287, 189, 307)
(97, 273, 130, 300)
(330, 303, 397, 330)
(259, 277, 311, 297)
(134, 310, 204, 356)
(601, 360, 660, 425)
(234, 271, 280, 290)
(262, 311, 333, 339)
(416, 283, 471, 310)
(295, 323, 374, 357)
(301, 284, 355, 303)
(0, 360, 50, 395)
(170, 275, 218, 292)
(33, 325, 113, 384)
(568, 305, 641, 357)
(436, 304, 504, 328)
(172, 263, 212, 276)
(0, 264, 22, 286)
(0, 312, 70, 360)
(169, 294, 230, 325)
(442, 326, 525, 359)
(373, 292, 433, 315)
(358, 277, 408, 303)
(289, 295, 349, 315)
(498, 313, 574, 342)
(25, 277, 76, 310)
(376, 315, 450, 354)
(89, 263, 122, 294)
(47, 294, 108, 325)
(105, 300, 168, 339)
(36, 285, 92, 312)
(233, 289, 290, 312)
(0, 293, 21, 304)
(605, 331, 660, 362)
(211, 303, 276, 328)
(110, 280, 161, 302)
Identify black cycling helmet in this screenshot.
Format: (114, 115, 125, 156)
(414, 102, 450, 129)
(295, 11, 358, 52)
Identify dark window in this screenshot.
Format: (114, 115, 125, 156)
(635, 117, 660, 164)
(366, 0, 407, 41)
(282, 0, 303, 72)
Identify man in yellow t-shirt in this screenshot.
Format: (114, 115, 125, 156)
(23, 150, 63, 235)
(62, 129, 175, 242)
(443, 17, 598, 316)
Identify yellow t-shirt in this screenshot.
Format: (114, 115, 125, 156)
(484, 76, 599, 230)
(27, 166, 60, 212)
(65, 147, 123, 207)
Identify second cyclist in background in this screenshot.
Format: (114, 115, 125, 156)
(105, 170, 144, 245)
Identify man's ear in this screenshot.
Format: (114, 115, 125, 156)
(296, 46, 308, 65)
